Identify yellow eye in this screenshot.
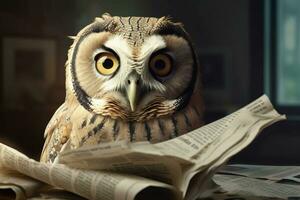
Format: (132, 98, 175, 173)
(95, 52, 119, 75)
(149, 53, 172, 78)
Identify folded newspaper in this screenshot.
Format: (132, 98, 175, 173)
(0, 95, 286, 200)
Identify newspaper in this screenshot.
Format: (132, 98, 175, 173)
(214, 164, 300, 199)
(219, 164, 300, 183)
(0, 95, 286, 200)
(213, 174, 300, 199)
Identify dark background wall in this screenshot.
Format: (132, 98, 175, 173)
(0, 0, 297, 164)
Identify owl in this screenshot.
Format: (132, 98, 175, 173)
(40, 14, 204, 163)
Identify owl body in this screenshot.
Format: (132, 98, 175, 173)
(41, 14, 204, 163)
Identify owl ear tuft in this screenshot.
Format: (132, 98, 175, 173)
(153, 16, 185, 36)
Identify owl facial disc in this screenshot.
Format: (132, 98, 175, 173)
(67, 15, 200, 122)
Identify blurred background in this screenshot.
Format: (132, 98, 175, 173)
(0, 0, 299, 164)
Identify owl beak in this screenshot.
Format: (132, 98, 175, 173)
(126, 78, 140, 112)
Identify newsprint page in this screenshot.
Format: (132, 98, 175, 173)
(0, 95, 287, 200)
(214, 164, 300, 199)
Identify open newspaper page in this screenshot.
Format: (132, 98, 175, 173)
(0, 143, 180, 200)
(58, 94, 286, 200)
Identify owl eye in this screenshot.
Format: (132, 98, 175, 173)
(95, 52, 119, 75)
(149, 53, 172, 78)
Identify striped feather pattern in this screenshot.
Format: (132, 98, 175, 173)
(69, 102, 203, 148)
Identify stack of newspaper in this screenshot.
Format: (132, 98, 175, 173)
(0, 95, 286, 200)
(211, 164, 300, 199)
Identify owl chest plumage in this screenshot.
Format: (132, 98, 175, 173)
(69, 101, 203, 149)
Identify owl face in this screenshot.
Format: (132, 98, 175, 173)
(66, 14, 199, 122)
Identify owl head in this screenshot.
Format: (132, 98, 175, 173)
(65, 13, 202, 122)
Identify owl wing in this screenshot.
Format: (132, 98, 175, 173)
(40, 103, 72, 163)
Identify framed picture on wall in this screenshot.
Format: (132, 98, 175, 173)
(2, 37, 57, 109)
(198, 48, 233, 112)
